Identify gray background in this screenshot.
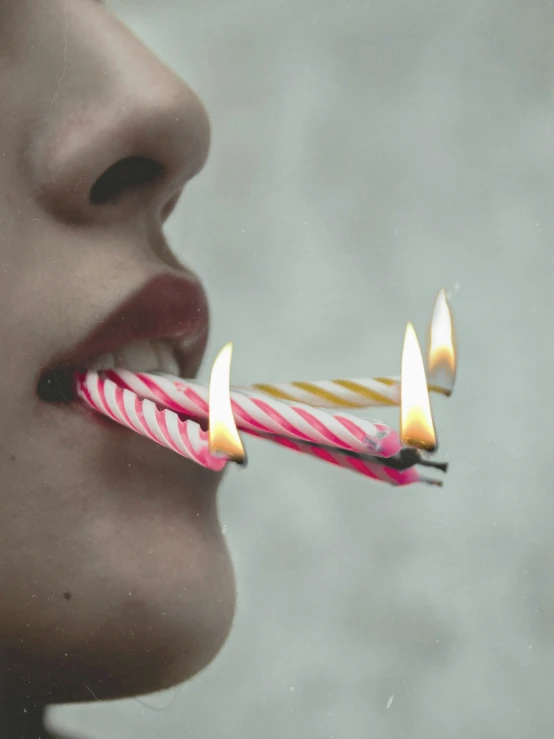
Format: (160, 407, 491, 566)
(51, 0, 554, 737)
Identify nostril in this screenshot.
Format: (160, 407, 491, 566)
(89, 156, 164, 205)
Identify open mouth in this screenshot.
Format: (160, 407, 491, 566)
(36, 273, 210, 407)
(37, 364, 78, 403)
(37, 337, 191, 403)
(37, 339, 211, 438)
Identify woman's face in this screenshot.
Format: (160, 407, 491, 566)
(0, 0, 236, 701)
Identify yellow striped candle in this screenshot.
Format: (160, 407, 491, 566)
(236, 288, 456, 410)
(234, 377, 450, 409)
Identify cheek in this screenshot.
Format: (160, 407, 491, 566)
(0, 397, 235, 698)
(0, 464, 236, 698)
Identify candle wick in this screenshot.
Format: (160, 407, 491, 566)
(254, 432, 448, 474)
(421, 477, 444, 487)
(235, 454, 248, 468)
(417, 458, 449, 473)
(349, 447, 448, 474)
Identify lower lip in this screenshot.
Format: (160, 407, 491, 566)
(35, 394, 223, 486)
(76, 400, 129, 431)
(44, 397, 131, 433)
(48, 394, 209, 436)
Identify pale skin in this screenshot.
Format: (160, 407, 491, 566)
(0, 1, 236, 737)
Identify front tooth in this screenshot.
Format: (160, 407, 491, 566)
(114, 340, 159, 372)
(89, 353, 115, 370)
(154, 340, 180, 376)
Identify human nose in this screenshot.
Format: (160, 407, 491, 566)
(24, 2, 211, 228)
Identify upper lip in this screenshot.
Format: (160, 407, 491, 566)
(44, 272, 210, 378)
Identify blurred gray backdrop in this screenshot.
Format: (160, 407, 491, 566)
(51, 0, 554, 737)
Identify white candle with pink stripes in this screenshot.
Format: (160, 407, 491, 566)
(246, 429, 441, 486)
(101, 368, 403, 460)
(73, 288, 455, 489)
(76, 370, 228, 472)
(75, 370, 440, 487)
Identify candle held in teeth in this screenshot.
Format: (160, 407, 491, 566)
(76, 371, 435, 487)
(239, 288, 457, 409)
(237, 376, 404, 409)
(246, 430, 442, 486)
(75, 371, 228, 471)
(103, 369, 403, 459)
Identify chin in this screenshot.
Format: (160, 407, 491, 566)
(2, 273, 242, 704)
(0, 459, 237, 704)
(71, 525, 238, 702)
(4, 539, 236, 704)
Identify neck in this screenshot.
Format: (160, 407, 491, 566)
(0, 688, 51, 739)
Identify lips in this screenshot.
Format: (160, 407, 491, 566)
(37, 273, 210, 403)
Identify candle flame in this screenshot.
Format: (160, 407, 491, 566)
(400, 322, 437, 452)
(208, 342, 246, 463)
(427, 288, 456, 396)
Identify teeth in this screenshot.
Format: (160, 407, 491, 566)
(114, 340, 159, 372)
(89, 353, 115, 370)
(88, 339, 181, 375)
(177, 333, 203, 351)
(153, 340, 180, 376)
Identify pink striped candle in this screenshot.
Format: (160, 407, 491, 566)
(75, 371, 228, 471)
(76, 370, 442, 487)
(103, 369, 403, 459)
(246, 430, 438, 486)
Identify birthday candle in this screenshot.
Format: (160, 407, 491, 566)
(237, 288, 456, 409)
(77, 370, 442, 487)
(246, 429, 443, 486)
(76, 371, 228, 471)
(236, 376, 405, 409)
(102, 369, 404, 459)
